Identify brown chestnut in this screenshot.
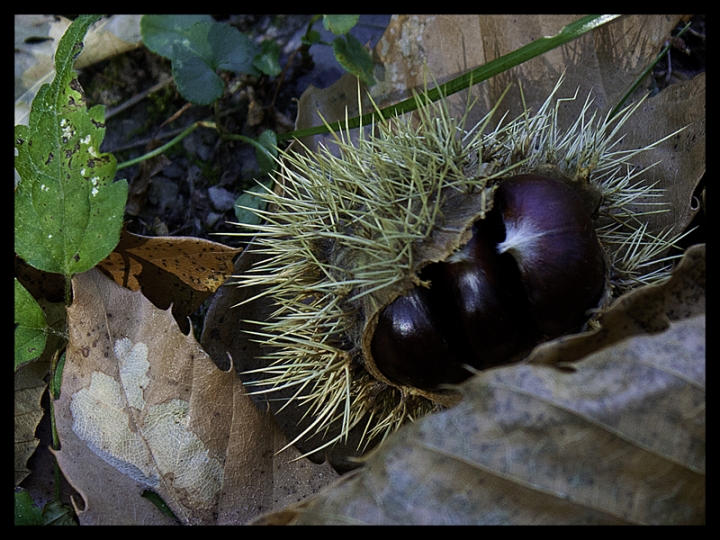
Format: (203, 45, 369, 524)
(371, 174, 606, 390)
(420, 216, 539, 370)
(370, 287, 471, 390)
(495, 175, 606, 337)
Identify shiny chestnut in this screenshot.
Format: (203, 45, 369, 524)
(371, 174, 605, 390)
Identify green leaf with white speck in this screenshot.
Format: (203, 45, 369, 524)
(14, 15, 128, 276)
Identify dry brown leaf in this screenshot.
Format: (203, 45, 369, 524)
(53, 268, 337, 525)
(374, 15, 681, 118)
(99, 227, 241, 293)
(97, 227, 241, 333)
(252, 246, 705, 523)
(265, 316, 705, 524)
(15, 359, 49, 486)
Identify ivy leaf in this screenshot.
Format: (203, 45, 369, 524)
(331, 34, 376, 86)
(171, 21, 260, 104)
(171, 38, 225, 106)
(14, 279, 48, 370)
(14, 14, 128, 277)
(208, 22, 258, 74)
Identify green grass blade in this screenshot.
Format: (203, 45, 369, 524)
(278, 14, 620, 141)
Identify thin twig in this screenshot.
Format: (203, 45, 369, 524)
(105, 75, 174, 120)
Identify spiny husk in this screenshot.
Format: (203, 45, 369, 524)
(231, 75, 686, 455)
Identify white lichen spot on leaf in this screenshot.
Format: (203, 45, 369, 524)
(70, 336, 223, 510)
(55, 269, 337, 525)
(115, 338, 149, 410)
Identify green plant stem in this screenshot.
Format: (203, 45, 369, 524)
(64, 275, 72, 307)
(221, 133, 276, 162)
(116, 121, 202, 170)
(48, 349, 63, 500)
(49, 399, 62, 494)
(277, 14, 621, 142)
(608, 20, 693, 120)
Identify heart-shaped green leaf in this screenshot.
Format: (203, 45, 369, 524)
(143, 16, 260, 105)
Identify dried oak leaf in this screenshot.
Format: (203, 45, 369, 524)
(53, 268, 337, 525)
(252, 245, 705, 525)
(97, 227, 241, 333)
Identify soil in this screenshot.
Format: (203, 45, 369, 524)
(79, 15, 392, 244)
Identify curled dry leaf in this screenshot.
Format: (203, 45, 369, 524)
(53, 268, 337, 525)
(97, 227, 242, 333)
(252, 246, 705, 525)
(528, 244, 705, 367)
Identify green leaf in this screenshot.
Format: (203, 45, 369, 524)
(253, 40, 282, 77)
(15, 279, 48, 370)
(51, 351, 66, 400)
(332, 34, 376, 86)
(140, 15, 214, 58)
(234, 179, 273, 228)
(302, 29, 323, 46)
(141, 490, 180, 523)
(208, 22, 258, 74)
(256, 129, 278, 176)
(41, 500, 77, 526)
(323, 15, 359, 36)
(171, 39, 225, 105)
(14, 15, 128, 276)
(15, 489, 44, 526)
(153, 18, 260, 105)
